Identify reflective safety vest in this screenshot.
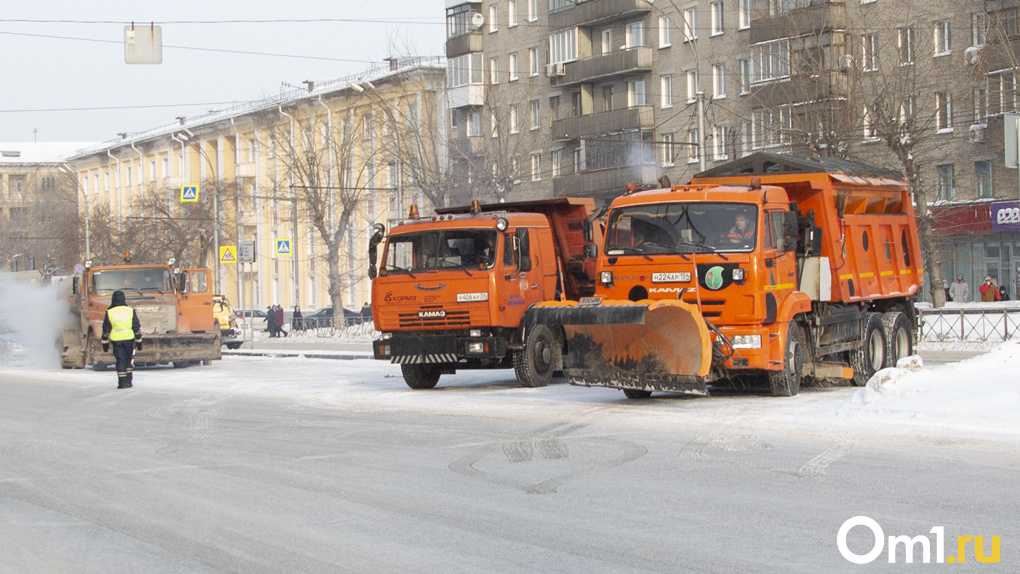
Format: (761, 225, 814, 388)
(107, 306, 136, 341)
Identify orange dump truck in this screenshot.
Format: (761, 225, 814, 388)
(369, 198, 600, 389)
(526, 153, 924, 398)
(60, 259, 222, 370)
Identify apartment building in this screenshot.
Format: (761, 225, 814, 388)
(69, 59, 445, 312)
(445, 0, 1020, 299)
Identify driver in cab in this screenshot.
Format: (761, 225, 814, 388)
(726, 212, 755, 247)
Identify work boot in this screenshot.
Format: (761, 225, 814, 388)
(117, 374, 131, 389)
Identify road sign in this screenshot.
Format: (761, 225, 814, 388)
(238, 241, 255, 263)
(219, 246, 237, 263)
(73, 263, 85, 273)
(180, 184, 199, 202)
(275, 239, 292, 257)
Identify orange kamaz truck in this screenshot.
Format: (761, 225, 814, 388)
(369, 198, 600, 389)
(60, 257, 222, 370)
(527, 153, 924, 398)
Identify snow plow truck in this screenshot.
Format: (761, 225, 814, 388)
(525, 153, 924, 398)
(60, 257, 222, 370)
(369, 198, 600, 389)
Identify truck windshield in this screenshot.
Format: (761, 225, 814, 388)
(383, 229, 499, 272)
(91, 268, 172, 295)
(605, 203, 759, 254)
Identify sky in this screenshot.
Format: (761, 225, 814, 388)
(0, 1, 445, 143)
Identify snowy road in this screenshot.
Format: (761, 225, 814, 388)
(0, 354, 1018, 572)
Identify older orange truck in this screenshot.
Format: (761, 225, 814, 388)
(60, 257, 222, 370)
(369, 198, 600, 389)
(527, 153, 923, 398)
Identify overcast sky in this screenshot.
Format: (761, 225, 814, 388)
(0, 1, 444, 144)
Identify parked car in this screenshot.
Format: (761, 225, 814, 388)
(293, 308, 362, 329)
(234, 309, 268, 331)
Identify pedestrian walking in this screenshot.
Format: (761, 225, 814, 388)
(293, 306, 303, 331)
(943, 279, 952, 302)
(979, 276, 1002, 302)
(266, 305, 277, 337)
(949, 274, 970, 303)
(274, 305, 287, 337)
(101, 290, 142, 389)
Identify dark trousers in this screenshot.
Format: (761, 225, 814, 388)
(112, 339, 135, 387)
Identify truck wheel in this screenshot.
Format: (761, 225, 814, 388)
(514, 325, 558, 387)
(623, 388, 653, 399)
(401, 364, 441, 389)
(881, 312, 913, 368)
(850, 313, 886, 386)
(769, 322, 804, 397)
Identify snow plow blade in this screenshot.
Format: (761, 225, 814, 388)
(529, 299, 713, 394)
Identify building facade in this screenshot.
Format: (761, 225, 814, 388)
(445, 0, 1020, 300)
(70, 59, 445, 314)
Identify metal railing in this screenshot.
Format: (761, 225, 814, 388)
(918, 306, 1020, 342)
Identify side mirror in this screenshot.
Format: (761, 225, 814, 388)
(584, 243, 598, 259)
(783, 211, 799, 253)
(368, 224, 385, 280)
(176, 272, 189, 293)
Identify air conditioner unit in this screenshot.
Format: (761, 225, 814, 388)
(837, 55, 853, 70)
(970, 124, 986, 143)
(546, 63, 558, 78)
(555, 62, 567, 76)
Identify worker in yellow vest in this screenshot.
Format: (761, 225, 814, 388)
(101, 290, 142, 389)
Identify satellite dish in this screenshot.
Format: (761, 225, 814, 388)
(470, 12, 484, 30)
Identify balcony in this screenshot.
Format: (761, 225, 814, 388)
(550, 46, 652, 88)
(450, 136, 486, 157)
(446, 32, 483, 59)
(553, 163, 658, 199)
(750, 1, 848, 45)
(551, 105, 654, 141)
(447, 84, 485, 109)
(549, 0, 654, 29)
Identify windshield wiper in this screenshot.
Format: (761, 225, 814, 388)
(608, 246, 653, 261)
(385, 265, 416, 278)
(676, 242, 729, 261)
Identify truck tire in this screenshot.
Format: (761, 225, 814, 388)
(623, 388, 653, 399)
(850, 313, 886, 386)
(881, 311, 913, 368)
(769, 322, 804, 397)
(401, 364, 441, 389)
(514, 325, 558, 387)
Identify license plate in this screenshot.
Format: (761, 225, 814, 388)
(578, 297, 603, 306)
(652, 272, 691, 283)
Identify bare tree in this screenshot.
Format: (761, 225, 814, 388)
(130, 178, 218, 267)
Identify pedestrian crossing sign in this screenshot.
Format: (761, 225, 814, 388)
(180, 184, 199, 202)
(219, 246, 237, 263)
(275, 239, 292, 257)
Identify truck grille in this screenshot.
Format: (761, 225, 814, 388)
(681, 298, 724, 318)
(133, 304, 177, 334)
(397, 309, 473, 328)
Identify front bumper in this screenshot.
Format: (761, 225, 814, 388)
(373, 332, 508, 364)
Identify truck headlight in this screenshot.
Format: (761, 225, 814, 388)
(466, 341, 487, 354)
(381, 332, 393, 340)
(469, 329, 483, 337)
(600, 271, 614, 285)
(730, 335, 761, 348)
(732, 268, 745, 281)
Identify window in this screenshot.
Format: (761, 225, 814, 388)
(602, 29, 613, 55)
(687, 129, 700, 162)
(935, 20, 952, 55)
(149, 159, 156, 181)
(550, 95, 561, 120)
(126, 166, 132, 186)
(531, 153, 542, 181)
(989, 72, 1017, 115)
(550, 28, 579, 63)
(976, 161, 992, 197)
(627, 21, 645, 48)
(752, 106, 792, 148)
(862, 33, 879, 71)
(937, 164, 955, 200)
(936, 92, 953, 131)
(683, 7, 697, 41)
(658, 16, 672, 48)
(573, 147, 583, 173)
(863, 105, 879, 140)
(602, 85, 615, 111)
(974, 87, 988, 122)
(712, 64, 726, 98)
(628, 80, 646, 106)
(509, 52, 519, 81)
(490, 56, 500, 84)
(446, 4, 472, 39)
(739, 0, 752, 29)
(508, 0, 517, 27)
(739, 58, 751, 94)
(972, 12, 986, 47)
(752, 39, 790, 83)
(551, 149, 564, 177)
(530, 99, 540, 129)
(571, 91, 582, 117)
(468, 111, 482, 137)
(711, 2, 724, 36)
(686, 70, 699, 102)
(489, 4, 498, 32)
(529, 47, 538, 76)
(510, 104, 520, 133)
(660, 75, 673, 108)
(898, 26, 915, 65)
(712, 125, 728, 160)
(660, 133, 675, 166)
(528, 0, 537, 22)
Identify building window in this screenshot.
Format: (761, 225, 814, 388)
(683, 7, 697, 41)
(571, 91, 582, 117)
(550, 95, 561, 120)
(602, 85, 615, 111)
(937, 164, 954, 200)
(738, 58, 751, 94)
(573, 147, 583, 173)
(686, 70, 699, 102)
(126, 166, 132, 187)
(974, 87, 988, 122)
(934, 20, 952, 56)
(550, 28, 579, 63)
(626, 21, 645, 48)
(862, 33, 879, 71)
(660, 75, 673, 108)
(509, 52, 519, 81)
(602, 29, 612, 55)
(628, 80, 646, 106)
(898, 26, 915, 65)
(448, 53, 484, 87)
(531, 152, 542, 181)
(863, 106, 879, 140)
(468, 111, 482, 137)
(751, 39, 790, 83)
(687, 129, 700, 162)
(712, 64, 726, 98)
(660, 132, 675, 166)
(551, 149, 563, 177)
(528, 0, 537, 22)
(972, 12, 986, 47)
(936, 92, 953, 131)
(510, 104, 520, 133)
(490, 56, 500, 84)
(976, 161, 993, 197)
(770, 0, 791, 16)
(712, 125, 728, 160)
(739, 0, 752, 29)
(530, 99, 540, 129)
(710, 2, 724, 36)
(508, 0, 517, 27)
(658, 16, 672, 48)
(752, 106, 792, 148)
(528, 47, 538, 76)
(489, 4, 498, 32)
